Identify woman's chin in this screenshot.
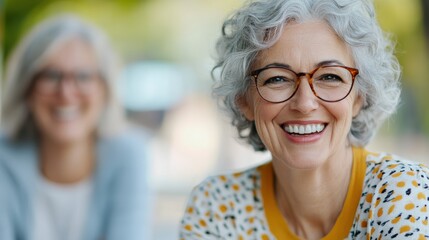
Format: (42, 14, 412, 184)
(41, 129, 92, 145)
(274, 149, 330, 170)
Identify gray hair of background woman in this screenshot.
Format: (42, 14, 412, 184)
(212, 0, 401, 151)
(1, 14, 125, 140)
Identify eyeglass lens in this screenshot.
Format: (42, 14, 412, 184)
(34, 68, 100, 94)
(255, 66, 356, 103)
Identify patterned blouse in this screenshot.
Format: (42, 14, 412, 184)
(179, 148, 429, 239)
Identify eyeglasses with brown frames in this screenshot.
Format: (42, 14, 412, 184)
(251, 65, 359, 103)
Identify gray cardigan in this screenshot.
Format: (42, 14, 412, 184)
(0, 129, 152, 240)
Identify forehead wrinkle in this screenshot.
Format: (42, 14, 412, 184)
(254, 20, 355, 72)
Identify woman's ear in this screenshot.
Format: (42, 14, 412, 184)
(352, 94, 363, 117)
(236, 93, 255, 121)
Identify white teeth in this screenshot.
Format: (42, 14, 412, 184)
(305, 125, 312, 134)
(298, 126, 305, 134)
(284, 123, 325, 135)
(55, 107, 78, 121)
(293, 125, 299, 133)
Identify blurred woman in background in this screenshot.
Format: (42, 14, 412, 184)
(0, 14, 151, 240)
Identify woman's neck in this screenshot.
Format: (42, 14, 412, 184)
(38, 136, 96, 184)
(273, 147, 353, 240)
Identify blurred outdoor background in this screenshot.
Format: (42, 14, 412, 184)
(2, 0, 429, 239)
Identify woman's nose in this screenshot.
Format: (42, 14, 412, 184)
(57, 77, 79, 97)
(289, 78, 319, 114)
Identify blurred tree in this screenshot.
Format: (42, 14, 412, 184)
(3, 0, 148, 62)
(5, 0, 54, 60)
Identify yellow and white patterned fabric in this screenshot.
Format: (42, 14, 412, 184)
(180, 148, 429, 239)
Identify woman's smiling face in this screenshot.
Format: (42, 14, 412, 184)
(239, 20, 363, 169)
(28, 38, 106, 144)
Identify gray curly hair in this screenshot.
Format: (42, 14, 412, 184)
(212, 0, 401, 151)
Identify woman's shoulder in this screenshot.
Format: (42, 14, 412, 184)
(364, 150, 429, 182)
(354, 150, 429, 238)
(184, 162, 268, 212)
(180, 163, 269, 239)
(0, 133, 36, 165)
(0, 134, 38, 201)
(361, 149, 429, 212)
(191, 162, 267, 198)
(0, 133, 22, 154)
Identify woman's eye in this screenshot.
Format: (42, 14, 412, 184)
(75, 71, 96, 82)
(318, 74, 343, 82)
(264, 76, 291, 85)
(76, 73, 91, 81)
(42, 71, 62, 82)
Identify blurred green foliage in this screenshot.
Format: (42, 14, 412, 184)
(375, 0, 429, 136)
(3, 0, 242, 66)
(4, 0, 148, 61)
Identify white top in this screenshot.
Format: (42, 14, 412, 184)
(33, 175, 93, 240)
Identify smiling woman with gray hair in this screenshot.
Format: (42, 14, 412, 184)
(180, 0, 429, 239)
(0, 14, 151, 240)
